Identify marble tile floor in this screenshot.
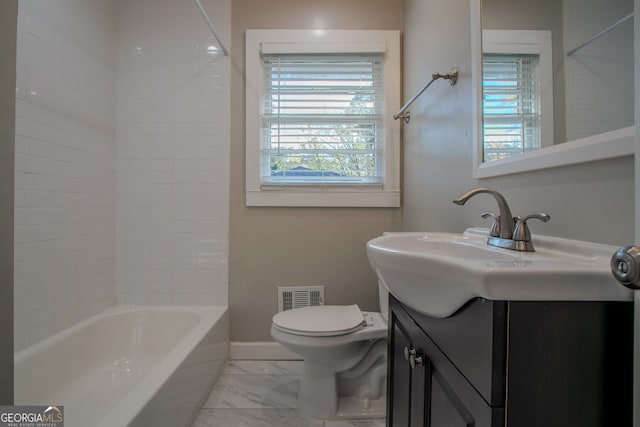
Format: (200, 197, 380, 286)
(193, 360, 385, 427)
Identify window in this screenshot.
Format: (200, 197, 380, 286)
(482, 53, 540, 161)
(245, 30, 401, 207)
(262, 53, 383, 185)
(482, 30, 554, 162)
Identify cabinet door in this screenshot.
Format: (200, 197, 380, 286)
(408, 330, 475, 427)
(389, 307, 429, 426)
(408, 339, 428, 427)
(390, 322, 411, 426)
(429, 371, 475, 427)
(389, 296, 503, 427)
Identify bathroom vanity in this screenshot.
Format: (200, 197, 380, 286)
(367, 223, 636, 426)
(387, 294, 633, 427)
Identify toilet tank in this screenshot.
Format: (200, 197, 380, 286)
(378, 280, 390, 322)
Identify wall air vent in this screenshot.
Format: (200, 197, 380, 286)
(278, 286, 325, 312)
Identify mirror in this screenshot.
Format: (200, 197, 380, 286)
(472, 0, 635, 178)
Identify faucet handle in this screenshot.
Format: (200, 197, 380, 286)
(481, 212, 501, 237)
(513, 213, 551, 242)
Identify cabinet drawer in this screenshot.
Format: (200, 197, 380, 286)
(398, 297, 507, 406)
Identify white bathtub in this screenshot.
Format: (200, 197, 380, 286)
(15, 305, 229, 427)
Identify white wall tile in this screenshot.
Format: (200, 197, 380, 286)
(16, 0, 229, 351)
(115, 0, 229, 306)
(563, 0, 634, 140)
(14, 0, 117, 352)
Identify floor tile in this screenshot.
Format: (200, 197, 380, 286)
(203, 374, 299, 409)
(194, 360, 386, 427)
(223, 360, 303, 376)
(324, 420, 386, 427)
(194, 408, 324, 427)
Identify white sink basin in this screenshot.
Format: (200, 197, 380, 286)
(367, 228, 633, 318)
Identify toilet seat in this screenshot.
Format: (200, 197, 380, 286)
(272, 304, 365, 337)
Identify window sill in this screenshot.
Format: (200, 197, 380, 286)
(245, 189, 400, 207)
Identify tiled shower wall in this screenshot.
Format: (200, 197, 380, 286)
(14, 0, 118, 351)
(15, 0, 230, 351)
(563, 0, 634, 140)
(115, 0, 230, 305)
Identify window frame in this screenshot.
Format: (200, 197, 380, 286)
(245, 29, 401, 207)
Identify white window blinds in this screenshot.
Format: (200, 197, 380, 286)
(482, 54, 541, 162)
(261, 53, 385, 184)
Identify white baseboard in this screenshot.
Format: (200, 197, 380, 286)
(230, 341, 302, 360)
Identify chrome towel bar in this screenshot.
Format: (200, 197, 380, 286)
(393, 67, 459, 123)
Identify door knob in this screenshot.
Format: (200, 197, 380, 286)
(611, 246, 640, 290)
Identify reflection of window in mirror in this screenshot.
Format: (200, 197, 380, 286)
(482, 30, 553, 162)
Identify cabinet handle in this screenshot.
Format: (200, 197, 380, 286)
(410, 355, 423, 369)
(403, 347, 424, 369)
(404, 347, 417, 361)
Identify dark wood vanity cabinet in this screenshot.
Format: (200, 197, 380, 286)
(387, 295, 633, 427)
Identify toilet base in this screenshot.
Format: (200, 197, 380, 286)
(297, 361, 338, 419)
(296, 348, 387, 420)
(270, 310, 389, 420)
(298, 382, 386, 420)
(336, 395, 386, 419)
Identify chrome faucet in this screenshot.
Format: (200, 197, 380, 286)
(453, 188, 516, 240)
(453, 187, 550, 252)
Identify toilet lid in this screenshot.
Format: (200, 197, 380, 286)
(272, 305, 365, 337)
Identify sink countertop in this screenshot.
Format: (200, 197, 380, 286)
(367, 228, 633, 318)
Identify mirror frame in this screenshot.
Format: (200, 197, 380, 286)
(470, 0, 635, 179)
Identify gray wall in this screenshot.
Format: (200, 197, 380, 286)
(402, 0, 634, 246)
(230, 0, 403, 342)
(0, 0, 17, 405)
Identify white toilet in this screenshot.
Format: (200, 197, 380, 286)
(270, 282, 389, 420)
